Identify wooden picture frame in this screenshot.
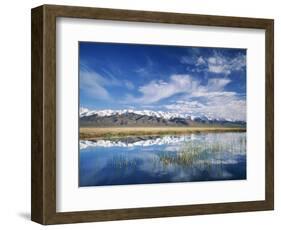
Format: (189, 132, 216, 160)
(31, 4, 274, 225)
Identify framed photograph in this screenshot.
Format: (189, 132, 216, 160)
(31, 4, 274, 225)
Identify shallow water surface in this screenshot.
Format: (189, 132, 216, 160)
(79, 132, 246, 187)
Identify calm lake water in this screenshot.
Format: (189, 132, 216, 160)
(79, 132, 246, 187)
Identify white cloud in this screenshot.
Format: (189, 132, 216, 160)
(165, 100, 204, 111)
(206, 52, 246, 75)
(80, 70, 111, 100)
(124, 80, 135, 90)
(180, 56, 194, 65)
(80, 66, 135, 99)
(126, 75, 233, 104)
(184, 78, 231, 98)
(181, 51, 246, 76)
(126, 74, 197, 104)
(135, 56, 155, 77)
(206, 78, 231, 91)
(196, 56, 206, 66)
(209, 65, 230, 74)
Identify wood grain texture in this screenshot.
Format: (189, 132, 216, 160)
(31, 6, 44, 224)
(265, 20, 274, 209)
(31, 5, 57, 224)
(31, 4, 274, 225)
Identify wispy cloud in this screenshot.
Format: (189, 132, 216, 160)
(192, 78, 231, 96)
(135, 56, 154, 76)
(134, 55, 169, 80)
(206, 52, 246, 75)
(80, 69, 111, 100)
(180, 56, 196, 65)
(124, 80, 135, 90)
(80, 63, 136, 99)
(126, 74, 197, 104)
(181, 51, 246, 76)
(125, 75, 233, 104)
(196, 56, 206, 66)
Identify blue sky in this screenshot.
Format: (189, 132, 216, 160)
(79, 42, 246, 121)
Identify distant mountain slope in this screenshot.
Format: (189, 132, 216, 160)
(80, 109, 246, 127)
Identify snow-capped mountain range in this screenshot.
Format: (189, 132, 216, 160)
(80, 107, 241, 122)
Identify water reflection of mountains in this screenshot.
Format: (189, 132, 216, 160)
(80, 135, 195, 149)
(80, 132, 246, 149)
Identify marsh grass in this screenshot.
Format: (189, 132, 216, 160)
(109, 133, 246, 171)
(110, 154, 138, 169)
(159, 140, 242, 168)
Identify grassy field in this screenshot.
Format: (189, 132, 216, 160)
(80, 127, 246, 140)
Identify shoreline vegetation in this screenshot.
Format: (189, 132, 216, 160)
(80, 127, 246, 140)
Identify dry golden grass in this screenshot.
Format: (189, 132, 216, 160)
(80, 127, 246, 140)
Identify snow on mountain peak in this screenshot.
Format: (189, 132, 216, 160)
(79, 108, 241, 122)
(80, 108, 198, 120)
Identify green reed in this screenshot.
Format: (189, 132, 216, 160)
(109, 133, 246, 170)
(158, 134, 246, 168)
